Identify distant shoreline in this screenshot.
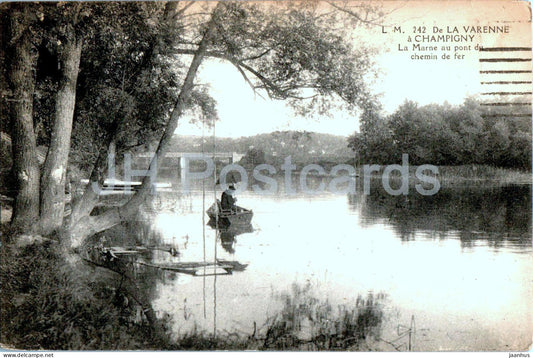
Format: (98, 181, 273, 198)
(422, 165, 532, 185)
(267, 164, 532, 185)
(356, 164, 531, 184)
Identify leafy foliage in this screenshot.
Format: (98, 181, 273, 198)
(167, 2, 378, 120)
(4, 1, 378, 182)
(10, 2, 219, 178)
(348, 98, 532, 169)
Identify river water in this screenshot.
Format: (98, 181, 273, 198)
(119, 178, 532, 351)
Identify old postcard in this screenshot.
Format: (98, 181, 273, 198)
(0, 0, 531, 354)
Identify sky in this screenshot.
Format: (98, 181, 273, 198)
(177, 0, 532, 138)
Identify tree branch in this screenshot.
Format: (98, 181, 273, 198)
(174, 48, 285, 99)
(232, 62, 265, 99)
(242, 48, 271, 62)
(117, 4, 221, 220)
(326, 1, 384, 27)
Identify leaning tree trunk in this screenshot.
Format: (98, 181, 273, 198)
(7, 6, 40, 232)
(63, 7, 219, 249)
(39, 32, 82, 236)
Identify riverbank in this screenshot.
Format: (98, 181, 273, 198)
(239, 162, 531, 185)
(0, 229, 178, 350)
(434, 165, 531, 185)
(351, 164, 531, 186)
(0, 224, 384, 351)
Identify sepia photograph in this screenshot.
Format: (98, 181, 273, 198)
(0, 0, 531, 354)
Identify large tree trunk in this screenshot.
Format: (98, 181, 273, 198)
(7, 6, 40, 232)
(39, 31, 82, 236)
(66, 0, 185, 231)
(63, 7, 219, 249)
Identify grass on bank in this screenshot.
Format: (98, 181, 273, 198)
(435, 165, 531, 185)
(0, 233, 178, 350)
(353, 164, 531, 185)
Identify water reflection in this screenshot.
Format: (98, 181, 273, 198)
(92, 179, 532, 350)
(207, 219, 254, 254)
(349, 182, 531, 248)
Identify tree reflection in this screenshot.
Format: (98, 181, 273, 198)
(349, 182, 531, 245)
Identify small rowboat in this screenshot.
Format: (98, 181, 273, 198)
(206, 200, 253, 227)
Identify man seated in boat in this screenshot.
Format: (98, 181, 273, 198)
(221, 184, 238, 213)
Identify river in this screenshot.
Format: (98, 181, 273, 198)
(113, 178, 532, 351)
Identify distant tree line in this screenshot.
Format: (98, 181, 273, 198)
(348, 98, 531, 170)
(171, 131, 355, 164)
